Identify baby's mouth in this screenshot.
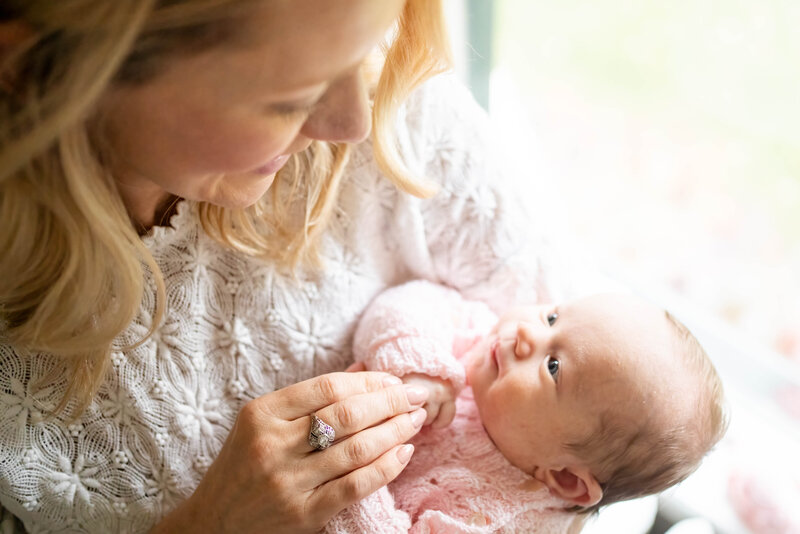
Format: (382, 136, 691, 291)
(491, 341, 501, 374)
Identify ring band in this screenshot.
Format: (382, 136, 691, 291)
(308, 413, 335, 451)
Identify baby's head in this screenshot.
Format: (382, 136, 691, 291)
(466, 293, 727, 514)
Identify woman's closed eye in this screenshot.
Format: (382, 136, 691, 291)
(269, 101, 316, 119)
(545, 355, 560, 381)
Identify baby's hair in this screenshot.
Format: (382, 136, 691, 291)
(565, 310, 728, 515)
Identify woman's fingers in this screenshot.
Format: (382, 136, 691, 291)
(300, 408, 426, 487)
(299, 383, 428, 452)
(263, 372, 402, 420)
(309, 442, 416, 521)
(164, 373, 423, 534)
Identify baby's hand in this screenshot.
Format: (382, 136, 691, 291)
(401, 373, 456, 428)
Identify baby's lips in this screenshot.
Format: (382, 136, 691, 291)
(491, 341, 504, 375)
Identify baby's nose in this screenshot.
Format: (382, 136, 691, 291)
(514, 323, 537, 359)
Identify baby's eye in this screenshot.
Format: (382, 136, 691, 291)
(547, 312, 558, 326)
(546, 355, 560, 380)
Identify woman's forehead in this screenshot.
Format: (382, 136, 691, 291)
(230, 0, 405, 91)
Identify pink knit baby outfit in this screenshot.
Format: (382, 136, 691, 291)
(325, 281, 574, 533)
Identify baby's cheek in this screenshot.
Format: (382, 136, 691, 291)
(464, 350, 487, 387)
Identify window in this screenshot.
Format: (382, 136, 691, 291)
(451, 1, 800, 531)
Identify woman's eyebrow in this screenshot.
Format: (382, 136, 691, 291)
(264, 84, 328, 104)
(267, 57, 364, 100)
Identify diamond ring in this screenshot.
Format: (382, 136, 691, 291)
(308, 413, 335, 451)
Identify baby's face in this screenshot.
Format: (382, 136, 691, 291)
(467, 293, 683, 476)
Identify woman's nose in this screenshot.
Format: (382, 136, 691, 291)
(300, 70, 371, 144)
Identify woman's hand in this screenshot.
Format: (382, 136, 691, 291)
(401, 373, 457, 428)
(151, 371, 429, 534)
(346, 363, 457, 428)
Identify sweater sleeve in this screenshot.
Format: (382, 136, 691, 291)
(324, 487, 411, 534)
(353, 281, 467, 392)
(389, 74, 568, 313)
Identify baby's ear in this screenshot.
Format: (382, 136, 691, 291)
(541, 466, 603, 508)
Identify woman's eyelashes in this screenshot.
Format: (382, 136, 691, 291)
(545, 355, 560, 381)
(269, 101, 316, 119)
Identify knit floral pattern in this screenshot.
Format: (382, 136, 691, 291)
(0, 75, 554, 533)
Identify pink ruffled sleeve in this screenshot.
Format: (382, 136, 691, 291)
(353, 280, 478, 392)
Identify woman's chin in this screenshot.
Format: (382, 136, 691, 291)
(203, 173, 277, 209)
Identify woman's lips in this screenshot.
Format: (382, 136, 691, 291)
(252, 154, 290, 175)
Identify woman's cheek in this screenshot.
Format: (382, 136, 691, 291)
(200, 127, 290, 172)
(225, 120, 303, 169)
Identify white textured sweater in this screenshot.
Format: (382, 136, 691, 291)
(0, 75, 556, 533)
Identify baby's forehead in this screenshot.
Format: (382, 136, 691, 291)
(565, 323, 676, 392)
(575, 346, 692, 424)
(565, 293, 655, 319)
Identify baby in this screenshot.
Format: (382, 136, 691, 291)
(326, 280, 728, 533)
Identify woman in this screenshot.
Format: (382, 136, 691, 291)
(0, 0, 555, 532)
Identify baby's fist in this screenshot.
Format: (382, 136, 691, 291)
(401, 373, 457, 428)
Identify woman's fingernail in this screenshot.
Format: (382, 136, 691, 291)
(397, 444, 414, 464)
(383, 375, 403, 387)
(405, 385, 429, 405)
(410, 408, 426, 428)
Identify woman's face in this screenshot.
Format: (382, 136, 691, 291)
(99, 0, 405, 225)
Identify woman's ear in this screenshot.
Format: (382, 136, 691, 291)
(0, 20, 34, 54)
(541, 466, 603, 508)
(1, 20, 35, 87)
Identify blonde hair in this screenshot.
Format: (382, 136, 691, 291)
(567, 312, 728, 515)
(0, 0, 452, 413)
